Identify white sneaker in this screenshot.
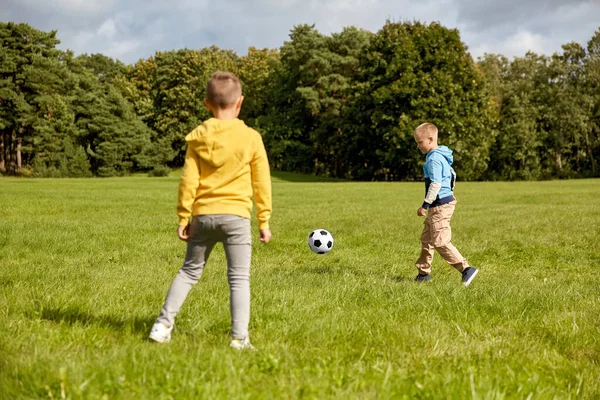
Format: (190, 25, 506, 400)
(149, 322, 173, 343)
(230, 338, 255, 350)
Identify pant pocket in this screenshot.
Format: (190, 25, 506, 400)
(189, 216, 209, 239)
(431, 220, 452, 248)
(220, 216, 251, 245)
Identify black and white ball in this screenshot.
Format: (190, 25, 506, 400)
(308, 229, 334, 254)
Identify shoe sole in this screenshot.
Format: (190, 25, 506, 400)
(462, 269, 478, 287)
(230, 341, 256, 350)
(415, 275, 431, 282)
(229, 346, 256, 351)
(149, 333, 171, 343)
(230, 345, 255, 350)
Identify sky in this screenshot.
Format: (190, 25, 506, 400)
(2, 0, 599, 65)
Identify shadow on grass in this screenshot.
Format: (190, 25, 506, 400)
(286, 265, 394, 278)
(38, 306, 154, 334)
(271, 170, 346, 183)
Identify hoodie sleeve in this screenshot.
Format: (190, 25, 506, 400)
(250, 134, 272, 230)
(177, 145, 201, 226)
(427, 156, 443, 183)
(422, 157, 443, 209)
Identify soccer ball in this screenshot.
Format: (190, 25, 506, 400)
(308, 229, 334, 254)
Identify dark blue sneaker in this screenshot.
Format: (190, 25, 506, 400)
(461, 267, 478, 286)
(415, 274, 431, 282)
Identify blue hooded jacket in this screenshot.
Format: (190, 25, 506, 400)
(422, 146, 456, 209)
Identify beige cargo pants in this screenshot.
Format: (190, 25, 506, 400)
(415, 200, 469, 275)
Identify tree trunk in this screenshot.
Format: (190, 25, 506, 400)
(5, 130, 16, 175)
(16, 137, 22, 171)
(0, 132, 4, 171)
(585, 132, 596, 176)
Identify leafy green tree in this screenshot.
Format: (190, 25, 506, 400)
(238, 47, 280, 127)
(484, 53, 547, 180)
(585, 28, 600, 176)
(151, 47, 238, 166)
(4, 21, 599, 181)
(0, 23, 157, 177)
(125, 58, 156, 123)
(477, 53, 509, 116)
(76, 53, 128, 84)
(539, 43, 594, 178)
(66, 56, 155, 176)
(29, 88, 92, 177)
(262, 25, 371, 176)
(261, 25, 325, 173)
(300, 26, 371, 178)
(349, 21, 495, 180)
(0, 22, 67, 175)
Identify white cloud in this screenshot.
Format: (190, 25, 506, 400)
(65, 30, 96, 54)
(1, 0, 599, 63)
(469, 30, 552, 59)
(97, 18, 118, 39)
(7, 0, 116, 15)
(262, 0, 301, 7)
(52, 0, 113, 13)
(106, 39, 141, 59)
(506, 31, 551, 55)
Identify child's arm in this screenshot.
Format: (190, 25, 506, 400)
(177, 146, 201, 238)
(417, 158, 443, 216)
(250, 134, 272, 241)
(422, 158, 443, 210)
(177, 225, 190, 241)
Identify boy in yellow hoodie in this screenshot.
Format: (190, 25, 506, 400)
(149, 71, 272, 349)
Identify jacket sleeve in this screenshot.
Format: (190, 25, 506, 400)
(177, 145, 200, 226)
(422, 158, 443, 209)
(250, 134, 272, 229)
(427, 157, 443, 183)
(422, 182, 442, 209)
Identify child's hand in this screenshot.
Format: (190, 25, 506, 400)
(417, 207, 427, 217)
(259, 229, 272, 243)
(178, 225, 190, 241)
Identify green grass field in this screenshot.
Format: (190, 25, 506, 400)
(1, 174, 599, 399)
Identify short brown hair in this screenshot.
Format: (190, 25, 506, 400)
(205, 71, 242, 108)
(414, 122, 438, 139)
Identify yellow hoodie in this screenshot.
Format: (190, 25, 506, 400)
(177, 118, 272, 229)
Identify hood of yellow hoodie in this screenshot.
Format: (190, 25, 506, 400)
(185, 118, 247, 167)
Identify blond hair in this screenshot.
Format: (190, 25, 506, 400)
(415, 122, 438, 140)
(206, 71, 242, 108)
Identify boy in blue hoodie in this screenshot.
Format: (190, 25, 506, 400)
(413, 123, 478, 286)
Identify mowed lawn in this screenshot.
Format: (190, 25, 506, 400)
(1, 174, 599, 399)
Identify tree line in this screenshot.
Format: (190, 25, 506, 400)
(1, 21, 599, 180)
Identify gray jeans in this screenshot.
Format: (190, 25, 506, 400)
(157, 214, 252, 339)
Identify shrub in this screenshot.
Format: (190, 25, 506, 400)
(148, 165, 171, 177)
